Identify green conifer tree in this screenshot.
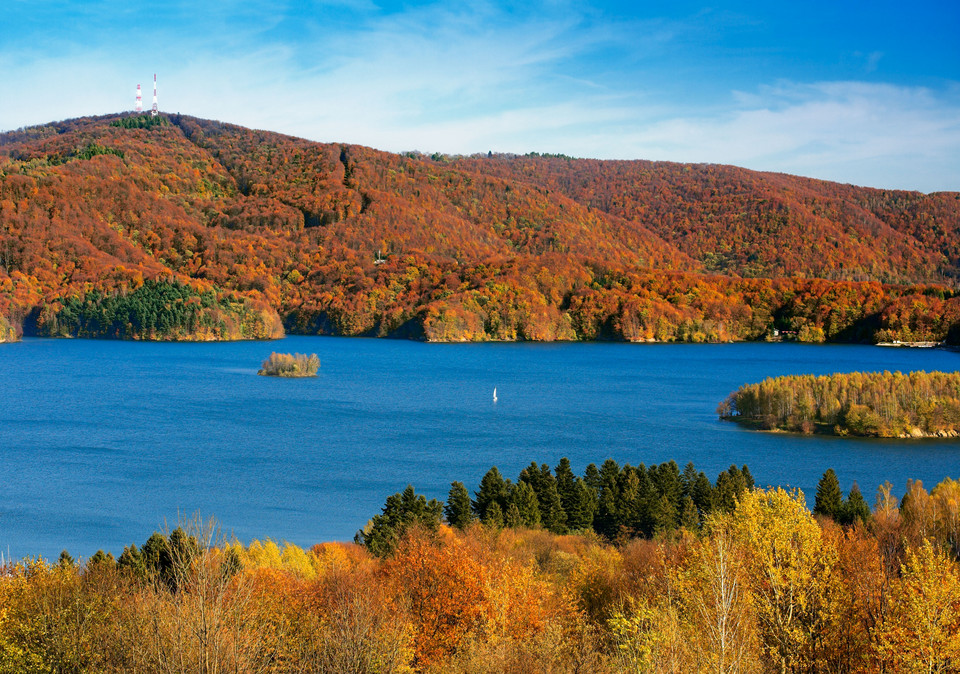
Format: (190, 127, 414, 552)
(141, 532, 168, 577)
(584, 463, 602, 493)
(519, 462, 566, 533)
(539, 481, 567, 533)
(504, 502, 524, 528)
(813, 468, 843, 520)
(474, 466, 509, 521)
(87, 550, 115, 569)
(653, 460, 682, 505)
(840, 482, 871, 525)
(509, 481, 542, 528)
(599, 459, 621, 490)
(650, 494, 678, 534)
(715, 465, 748, 513)
(692, 471, 714, 516)
(485, 501, 505, 529)
(595, 484, 620, 539)
(616, 468, 643, 534)
(555, 457, 577, 513)
(679, 495, 700, 530)
(117, 544, 146, 579)
(356, 485, 443, 557)
(680, 462, 699, 499)
(445, 481, 474, 529)
(568, 478, 598, 531)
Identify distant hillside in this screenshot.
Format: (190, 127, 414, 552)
(453, 155, 960, 284)
(1, 113, 958, 343)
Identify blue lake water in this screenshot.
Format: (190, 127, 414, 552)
(1, 337, 959, 560)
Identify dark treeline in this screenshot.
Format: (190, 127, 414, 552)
(73, 526, 229, 593)
(719, 370, 960, 437)
(356, 458, 757, 556)
(109, 114, 169, 130)
(28, 278, 282, 341)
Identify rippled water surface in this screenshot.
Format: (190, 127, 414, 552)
(2, 337, 959, 559)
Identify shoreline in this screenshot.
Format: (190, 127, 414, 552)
(721, 416, 960, 440)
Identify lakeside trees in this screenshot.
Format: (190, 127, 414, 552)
(2, 473, 959, 672)
(0, 313, 16, 342)
(719, 370, 960, 437)
(31, 278, 283, 341)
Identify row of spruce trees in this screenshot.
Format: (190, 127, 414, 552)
(812, 468, 871, 524)
(57, 527, 243, 593)
(358, 459, 758, 556)
(358, 460, 875, 556)
(60, 465, 870, 566)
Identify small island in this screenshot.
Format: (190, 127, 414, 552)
(719, 370, 960, 438)
(257, 352, 320, 377)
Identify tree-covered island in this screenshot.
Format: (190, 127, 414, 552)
(719, 370, 960, 437)
(257, 352, 320, 377)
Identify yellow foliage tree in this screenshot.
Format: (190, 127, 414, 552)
(876, 541, 960, 672)
(680, 515, 760, 673)
(609, 595, 690, 672)
(729, 488, 837, 672)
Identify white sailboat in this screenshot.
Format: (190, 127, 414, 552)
(493, 387, 498, 403)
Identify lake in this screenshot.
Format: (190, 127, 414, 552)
(1, 337, 959, 560)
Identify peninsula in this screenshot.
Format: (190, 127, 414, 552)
(719, 371, 960, 437)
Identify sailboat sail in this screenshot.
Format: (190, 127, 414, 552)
(493, 387, 498, 403)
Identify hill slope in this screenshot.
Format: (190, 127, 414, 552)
(1, 113, 958, 343)
(453, 155, 960, 283)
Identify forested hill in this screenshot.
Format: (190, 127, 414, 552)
(453, 155, 960, 283)
(1, 112, 959, 343)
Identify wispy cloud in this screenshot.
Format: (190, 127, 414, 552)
(2, 2, 958, 192)
(614, 82, 960, 192)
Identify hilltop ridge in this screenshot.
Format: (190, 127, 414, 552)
(1, 113, 959, 343)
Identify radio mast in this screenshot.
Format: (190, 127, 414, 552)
(151, 74, 158, 117)
(136, 84, 142, 113)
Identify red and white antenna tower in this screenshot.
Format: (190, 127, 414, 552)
(135, 84, 142, 113)
(151, 74, 158, 117)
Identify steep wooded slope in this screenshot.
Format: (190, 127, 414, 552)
(453, 155, 960, 284)
(1, 113, 958, 343)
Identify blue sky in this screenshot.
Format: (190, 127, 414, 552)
(2, 0, 958, 191)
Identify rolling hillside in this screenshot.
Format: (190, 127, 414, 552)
(1, 113, 958, 343)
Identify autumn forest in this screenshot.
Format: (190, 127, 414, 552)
(2, 113, 960, 344)
(2, 460, 959, 672)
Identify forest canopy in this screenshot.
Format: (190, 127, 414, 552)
(719, 370, 960, 437)
(2, 113, 960, 344)
(4, 468, 959, 672)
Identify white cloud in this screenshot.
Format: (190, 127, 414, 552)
(613, 82, 960, 191)
(2, 4, 958, 193)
